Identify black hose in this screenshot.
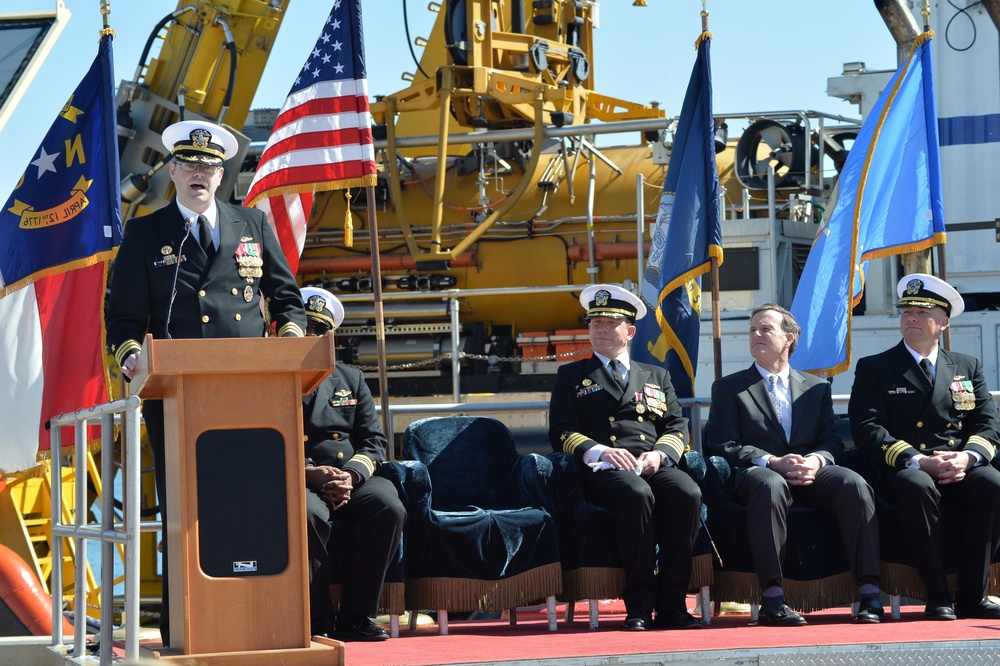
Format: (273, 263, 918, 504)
(403, 0, 430, 79)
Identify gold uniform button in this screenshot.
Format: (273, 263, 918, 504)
(337, 452, 344, 459)
(201, 315, 209, 323)
(610, 435, 617, 442)
(916, 422, 923, 428)
(639, 434, 646, 441)
(948, 440, 955, 446)
(232, 288, 239, 295)
(609, 416, 615, 423)
(332, 434, 340, 440)
(235, 314, 241, 321)
(637, 416, 644, 423)
(198, 289, 206, 297)
(947, 423, 953, 429)
(920, 444, 926, 449)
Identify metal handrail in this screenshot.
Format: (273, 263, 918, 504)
(48, 396, 145, 664)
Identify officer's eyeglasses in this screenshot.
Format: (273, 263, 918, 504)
(176, 162, 222, 175)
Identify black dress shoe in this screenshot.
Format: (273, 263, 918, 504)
(924, 598, 957, 620)
(854, 597, 885, 623)
(332, 613, 389, 641)
(654, 610, 703, 629)
(310, 611, 336, 638)
(956, 598, 1000, 619)
(623, 611, 652, 631)
(758, 603, 807, 626)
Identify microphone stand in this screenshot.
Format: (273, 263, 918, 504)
(164, 220, 193, 339)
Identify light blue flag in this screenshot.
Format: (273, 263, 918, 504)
(790, 32, 945, 376)
(0, 33, 122, 298)
(632, 33, 722, 398)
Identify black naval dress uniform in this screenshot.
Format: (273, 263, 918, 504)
(302, 364, 405, 628)
(850, 341, 1000, 608)
(548, 355, 701, 620)
(105, 198, 306, 645)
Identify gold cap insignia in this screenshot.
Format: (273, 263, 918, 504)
(190, 128, 212, 148)
(161, 245, 172, 255)
(595, 290, 611, 306)
(906, 278, 923, 295)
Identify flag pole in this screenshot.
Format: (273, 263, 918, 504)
(702, 3, 722, 382)
(366, 187, 392, 454)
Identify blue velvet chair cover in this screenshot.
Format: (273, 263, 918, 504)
(400, 416, 563, 613)
(326, 461, 416, 616)
(546, 451, 715, 605)
(702, 455, 855, 612)
(839, 447, 1000, 600)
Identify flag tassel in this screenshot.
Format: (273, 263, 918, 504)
(344, 190, 354, 248)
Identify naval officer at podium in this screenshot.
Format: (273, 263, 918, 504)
(105, 119, 306, 646)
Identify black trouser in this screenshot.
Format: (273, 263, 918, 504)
(141, 399, 169, 645)
(737, 464, 880, 590)
(880, 464, 1000, 604)
(582, 465, 701, 615)
(306, 474, 405, 622)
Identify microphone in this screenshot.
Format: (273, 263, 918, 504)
(164, 219, 193, 339)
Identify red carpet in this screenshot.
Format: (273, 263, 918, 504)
(344, 599, 1000, 666)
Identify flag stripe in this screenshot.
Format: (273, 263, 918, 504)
(244, 0, 376, 266)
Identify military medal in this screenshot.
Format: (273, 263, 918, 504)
(582, 379, 592, 387)
(161, 245, 172, 255)
(235, 242, 264, 282)
(243, 285, 254, 302)
(635, 403, 646, 414)
(951, 379, 976, 411)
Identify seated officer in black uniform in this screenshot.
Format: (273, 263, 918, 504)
(850, 273, 1000, 621)
(300, 287, 406, 641)
(548, 284, 703, 631)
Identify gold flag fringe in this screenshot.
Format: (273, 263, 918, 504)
(329, 581, 405, 616)
(689, 553, 715, 591)
(404, 563, 563, 612)
(882, 561, 1000, 600)
(712, 570, 856, 613)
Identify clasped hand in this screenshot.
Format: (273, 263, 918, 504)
(768, 454, 820, 486)
(598, 448, 663, 477)
(919, 451, 972, 484)
(306, 465, 354, 509)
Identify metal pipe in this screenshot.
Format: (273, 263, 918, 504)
(74, 423, 87, 659)
(297, 251, 476, 275)
(50, 426, 63, 649)
(450, 299, 461, 402)
(636, 174, 645, 287)
(372, 110, 861, 151)
(768, 165, 778, 302)
(124, 395, 141, 660)
(567, 241, 651, 262)
(985, 0, 1000, 31)
(337, 282, 588, 303)
(100, 413, 114, 665)
(873, 0, 921, 63)
(586, 154, 597, 283)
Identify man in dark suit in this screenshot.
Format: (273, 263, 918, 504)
(105, 120, 306, 645)
(850, 273, 1000, 620)
(548, 284, 702, 631)
(706, 304, 882, 626)
(299, 287, 405, 642)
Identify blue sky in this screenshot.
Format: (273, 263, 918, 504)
(0, 1, 898, 200)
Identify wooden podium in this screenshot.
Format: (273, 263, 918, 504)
(132, 334, 342, 665)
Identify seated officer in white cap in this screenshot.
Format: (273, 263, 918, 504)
(850, 273, 1000, 620)
(548, 284, 703, 631)
(106, 119, 305, 646)
(299, 287, 405, 641)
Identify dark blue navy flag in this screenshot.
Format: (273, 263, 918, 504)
(790, 31, 945, 376)
(632, 33, 722, 399)
(0, 33, 122, 297)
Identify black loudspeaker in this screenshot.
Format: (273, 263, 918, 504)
(195, 428, 288, 578)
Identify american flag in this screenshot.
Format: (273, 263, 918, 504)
(244, 0, 377, 273)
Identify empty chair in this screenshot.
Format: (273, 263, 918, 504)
(399, 416, 562, 634)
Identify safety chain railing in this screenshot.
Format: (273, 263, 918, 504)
(346, 348, 586, 373)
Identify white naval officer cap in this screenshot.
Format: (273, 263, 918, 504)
(161, 120, 238, 165)
(301, 286, 345, 331)
(896, 273, 964, 318)
(579, 284, 647, 322)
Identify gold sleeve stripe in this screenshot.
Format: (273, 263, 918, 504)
(114, 339, 142, 367)
(656, 433, 685, 458)
(348, 454, 377, 477)
(968, 435, 997, 460)
(561, 432, 591, 455)
(885, 441, 914, 467)
(278, 322, 305, 337)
